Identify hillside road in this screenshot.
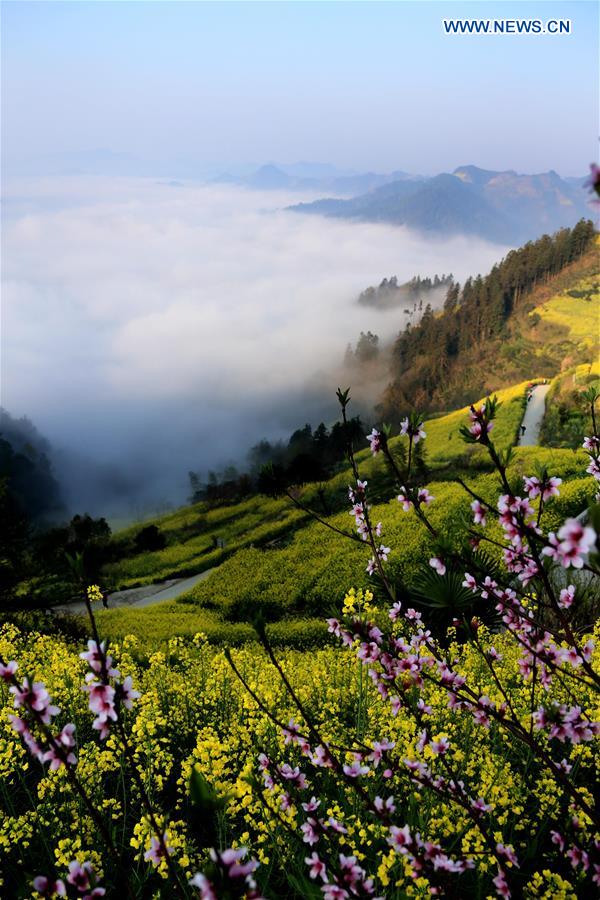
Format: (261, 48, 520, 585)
(518, 384, 550, 446)
(55, 568, 215, 616)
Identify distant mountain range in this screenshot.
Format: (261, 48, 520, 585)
(6, 150, 593, 245)
(287, 165, 593, 243)
(212, 163, 423, 196)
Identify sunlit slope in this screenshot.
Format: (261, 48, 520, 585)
(102, 495, 302, 589)
(97, 447, 594, 647)
(104, 381, 530, 591)
(97, 380, 596, 646)
(531, 274, 599, 346)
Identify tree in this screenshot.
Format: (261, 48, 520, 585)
(354, 331, 380, 363)
(134, 525, 166, 553)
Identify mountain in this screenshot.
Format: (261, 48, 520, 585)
(212, 164, 424, 196)
(288, 165, 593, 243)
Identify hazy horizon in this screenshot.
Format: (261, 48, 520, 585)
(2, 2, 598, 178)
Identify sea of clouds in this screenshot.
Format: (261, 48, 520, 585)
(2, 176, 510, 519)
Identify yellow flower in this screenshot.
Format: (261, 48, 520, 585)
(86, 584, 104, 603)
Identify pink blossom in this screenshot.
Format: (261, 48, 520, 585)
(79, 640, 118, 677)
(496, 843, 519, 867)
(388, 824, 413, 853)
(326, 618, 341, 635)
(558, 585, 575, 609)
(543, 520, 596, 568)
(218, 847, 258, 879)
(321, 886, 349, 900)
(471, 797, 492, 815)
(343, 759, 369, 778)
(66, 861, 94, 892)
(0, 660, 17, 681)
(492, 868, 510, 898)
(429, 557, 446, 576)
(311, 745, 333, 768)
(566, 845, 589, 871)
(369, 740, 395, 767)
(587, 458, 600, 479)
(305, 852, 327, 881)
(118, 675, 141, 709)
(374, 794, 396, 815)
(469, 419, 492, 440)
(523, 475, 561, 501)
(389, 601, 402, 621)
(32, 876, 67, 897)
(400, 417, 426, 444)
(301, 819, 319, 845)
(550, 830, 565, 851)
(470, 500, 487, 526)
(428, 735, 450, 755)
(189, 873, 217, 899)
(326, 817, 348, 834)
(84, 680, 117, 737)
(367, 429, 382, 455)
(583, 434, 600, 452)
(417, 487, 434, 505)
(44, 735, 77, 771)
(10, 680, 60, 724)
(582, 639, 594, 663)
(396, 489, 413, 511)
(144, 833, 173, 867)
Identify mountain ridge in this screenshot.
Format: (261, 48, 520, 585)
(287, 164, 592, 243)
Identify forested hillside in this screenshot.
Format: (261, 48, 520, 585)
(381, 220, 598, 418)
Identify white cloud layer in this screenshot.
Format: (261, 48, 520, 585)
(2, 176, 509, 514)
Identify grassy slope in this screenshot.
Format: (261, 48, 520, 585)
(531, 273, 599, 346)
(419, 247, 600, 410)
(103, 380, 530, 591)
(97, 381, 596, 647)
(102, 495, 304, 589)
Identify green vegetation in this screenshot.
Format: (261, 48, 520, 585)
(94, 603, 330, 649)
(100, 380, 530, 596)
(382, 223, 597, 417)
(102, 496, 303, 589)
(96, 440, 595, 648)
(540, 360, 600, 449)
(532, 274, 599, 346)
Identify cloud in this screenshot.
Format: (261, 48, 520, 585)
(1, 175, 509, 516)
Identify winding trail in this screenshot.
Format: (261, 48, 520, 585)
(518, 383, 550, 446)
(56, 568, 215, 616)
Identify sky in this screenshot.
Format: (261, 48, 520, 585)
(2, 1, 598, 177)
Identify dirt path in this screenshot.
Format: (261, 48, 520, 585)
(56, 568, 215, 616)
(518, 384, 550, 446)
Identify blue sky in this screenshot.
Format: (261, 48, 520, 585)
(2, 1, 598, 175)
